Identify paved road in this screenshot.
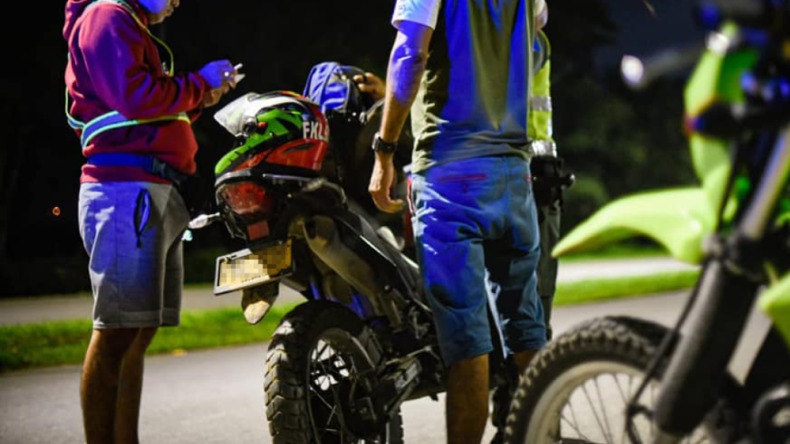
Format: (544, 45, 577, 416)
(1, 290, 695, 444)
(0, 257, 707, 444)
(0, 257, 697, 326)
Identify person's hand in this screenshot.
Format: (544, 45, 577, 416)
(198, 59, 238, 89)
(353, 72, 386, 101)
(201, 87, 227, 108)
(368, 153, 405, 213)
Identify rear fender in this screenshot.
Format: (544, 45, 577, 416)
(552, 187, 717, 264)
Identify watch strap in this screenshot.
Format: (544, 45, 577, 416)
(371, 132, 398, 154)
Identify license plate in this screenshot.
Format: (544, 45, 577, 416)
(214, 239, 293, 295)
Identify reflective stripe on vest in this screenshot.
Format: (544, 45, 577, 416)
(530, 95, 552, 112)
(529, 139, 557, 157)
(65, 0, 188, 148)
(528, 60, 553, 143)
(528, 29, 554, 153)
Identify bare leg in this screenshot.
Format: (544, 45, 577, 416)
(513, 349, 539, 376)
(81, 328, 139, 444)
(446, 353, 489, 444)
(115, 327, 158, 444)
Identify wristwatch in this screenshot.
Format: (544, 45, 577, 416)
(371, 132, 398, 154)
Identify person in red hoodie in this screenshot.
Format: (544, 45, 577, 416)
(63, 0, 237, 441)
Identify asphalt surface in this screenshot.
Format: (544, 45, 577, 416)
(2, 290, 701, 444)
(0, 257, 698, 326)
(0, 256, 717, 444)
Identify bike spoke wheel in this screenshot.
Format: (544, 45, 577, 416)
(265, 301, 403, 444)
(307, 331, 370, 442)
(505, 316, 713, 444)
(528, 361, 663, 443)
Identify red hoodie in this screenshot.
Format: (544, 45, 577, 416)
(64, 0, 211, 183)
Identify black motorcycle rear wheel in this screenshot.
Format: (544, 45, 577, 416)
(264, 300, 404, 444)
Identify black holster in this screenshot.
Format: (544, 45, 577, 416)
(531, 155, 575, 207)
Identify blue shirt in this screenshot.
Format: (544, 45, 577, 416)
(392, 0, 535, 173)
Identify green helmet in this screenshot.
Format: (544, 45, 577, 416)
(213, 91, 330, 177)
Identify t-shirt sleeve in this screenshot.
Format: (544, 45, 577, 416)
(392, 0, 441, 29)
(535, 0, 546, 16)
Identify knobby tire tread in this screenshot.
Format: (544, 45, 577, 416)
(503, 315, 670, 443)
(263, 300, 404, 444)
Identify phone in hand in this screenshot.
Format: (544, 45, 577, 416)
(234, 63, 245, 83)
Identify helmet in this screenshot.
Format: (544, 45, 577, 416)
(213, 91, 330, 177)
(212, 91, 330, 241)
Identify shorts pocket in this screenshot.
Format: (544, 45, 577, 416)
(134, 189, 152, 248)
(78, 187, 99, 254)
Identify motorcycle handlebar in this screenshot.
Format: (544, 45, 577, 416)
(620, 44, 703, 91)
(696, 0, 790, 34)
(696, 0, 770, 29)
(622, 0, 789, 91)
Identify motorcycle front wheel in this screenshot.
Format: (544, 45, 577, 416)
(504, 316, 714, 444)
(264, 300, 403, 444)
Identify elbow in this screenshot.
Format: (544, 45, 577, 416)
(404, 46, 429, 64)
(392, 44, 429, 68)
(391, 28, 430, 69)
(390, 21, 432, 65)
(391, 47, 428, 73)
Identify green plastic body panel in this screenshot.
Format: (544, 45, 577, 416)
(553, 22, 790, 345)
(759, 273, 790, 346)
(552, 187, 713, 264)
(552, 23, 758, 266)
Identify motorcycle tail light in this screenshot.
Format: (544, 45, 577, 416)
(217, 181, 275, 222)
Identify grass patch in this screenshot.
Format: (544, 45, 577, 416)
(0, 321, 93, 372)
(558, 239, 670, 263)
(0, 302, 299, 373)
(146, 304, 298, 354)
(0, 268, 701, 374)
(555, 269, 700, 305)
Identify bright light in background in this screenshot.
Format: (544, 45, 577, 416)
(51, 207, 61, 217)
(706, 31, 731, 55)
(621, 55, 645, 89)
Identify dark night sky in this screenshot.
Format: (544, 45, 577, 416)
(3, 0, 707, 264)
(596, 0, 705, 70)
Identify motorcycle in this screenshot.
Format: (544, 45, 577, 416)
(187, 87, 519, 442)
(503, 1, 790, 443)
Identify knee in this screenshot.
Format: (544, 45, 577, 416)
(90, 329, 141, 360)
(131, 327, 158, 353)
(90, 327, 158, 358)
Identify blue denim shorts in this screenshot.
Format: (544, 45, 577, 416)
(410, 155, 546, 366)
(78, 181, 190, 329)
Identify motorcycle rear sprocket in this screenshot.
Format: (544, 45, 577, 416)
(264, 300, 404, 444)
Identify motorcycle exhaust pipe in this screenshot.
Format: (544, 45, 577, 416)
(303, 215, 400, 323)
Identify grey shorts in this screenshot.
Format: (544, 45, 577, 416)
(78, 181, 190, 329)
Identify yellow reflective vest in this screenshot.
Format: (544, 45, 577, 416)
(528, 30, 556, 157)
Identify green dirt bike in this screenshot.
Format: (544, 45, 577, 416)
(504, 0, 790, 443)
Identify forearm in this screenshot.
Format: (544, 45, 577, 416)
(380, 28, 431, 142)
